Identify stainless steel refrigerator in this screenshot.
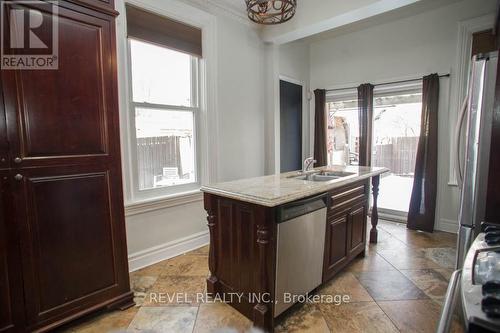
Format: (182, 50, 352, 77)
(455, 51, 498, 269)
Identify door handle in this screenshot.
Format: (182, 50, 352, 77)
(455, 95, 468, 187)
(14, 157, 22, 164)
(14, 174, 23, 181)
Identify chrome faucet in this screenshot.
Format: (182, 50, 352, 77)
(302, 157, 317, 173)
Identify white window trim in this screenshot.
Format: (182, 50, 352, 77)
(115, 0, 218, 209)
(127, 39, 201, 200)
(373, 80, 422, 96)
(124, 189, 203, 216)
(325, 88, 357, 103)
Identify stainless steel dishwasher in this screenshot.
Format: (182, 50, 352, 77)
(274, 194, 327, 317)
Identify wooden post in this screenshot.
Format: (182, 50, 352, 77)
(204, 193, 218, 294)
(253, 222, 271, 331)
(370, 175, 380, 243)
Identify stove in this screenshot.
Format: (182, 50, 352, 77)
(461, 223, 500, 332)
(437, 223, 500, 333)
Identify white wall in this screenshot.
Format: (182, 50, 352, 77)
(216, 17, 267, 182)
(279, 40, 311, 84)
(115, 0, 268, 270)
(264, 40, 312, 175)
(309, 0, 497, 232)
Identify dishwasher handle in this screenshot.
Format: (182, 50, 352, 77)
(277, 193, 327, 223)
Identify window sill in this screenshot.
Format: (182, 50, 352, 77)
(124, 189, 203, 217)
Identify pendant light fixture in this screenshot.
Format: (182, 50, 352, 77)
(245, 0, 297, 25)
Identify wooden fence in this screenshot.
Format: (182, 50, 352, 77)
(137, 136, 182, 190)
(373, 136, 419, 175)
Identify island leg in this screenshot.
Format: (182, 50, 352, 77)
(204, 193, 218, 294)
(253, 221, 273, 332)
(370, 175, 380, 243)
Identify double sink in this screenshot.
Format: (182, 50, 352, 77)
(291, 170, 355, 182)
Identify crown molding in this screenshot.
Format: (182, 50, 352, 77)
(185, 0, 255, 26)
(208, 0, 248, 20)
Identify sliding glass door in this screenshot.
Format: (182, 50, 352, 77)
(326, 90, 359, 166)
(326, 85, 423, 218)
(371, 86, 423, 216)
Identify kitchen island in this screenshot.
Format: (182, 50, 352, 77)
(201, 165, 388, 332)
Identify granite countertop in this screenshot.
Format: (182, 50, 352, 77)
(201, 165, 389, 207)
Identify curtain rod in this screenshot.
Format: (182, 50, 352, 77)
(325, 73, 450, 92)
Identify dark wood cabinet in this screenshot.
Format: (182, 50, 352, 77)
(323, 180, 369, 282)
(204, 194, 276, 330)
(13, 165, 131, 330)
(0, 46, 22, 333)
(0, 171, 25, 333)
(323, 214, 349, 279)
(0, 0, 133, 331)
(204, 177, 377, 332)
(349, 204, 367, 255)
(67, 0, 118, 16)
(2, 1, 119, 169)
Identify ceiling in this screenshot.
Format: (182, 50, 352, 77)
(306, 0, 463, 42)
(206, 0, 465, 44)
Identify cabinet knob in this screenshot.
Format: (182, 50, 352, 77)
(14, 157, 22, 164)
(14, 174, 23, 181)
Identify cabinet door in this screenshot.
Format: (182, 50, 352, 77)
(12, 165, 130, 328)
(323, 214, 349, 282)
(0, 171, 24, 333)
(2, 1, 121, 169)
(1, 2, 131, 328)
(348, 204, 367, 256)
(0, 89, 9, 170)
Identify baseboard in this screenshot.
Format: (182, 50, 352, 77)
(371, 209, 458, 234)
(378, 211, 407, 223)
(369, 207, 407, 223)
(438, 218, 459, 233)
(128, 231, 209, 272)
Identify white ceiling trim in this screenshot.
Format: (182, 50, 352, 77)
(208, 0, 248, 20)
(262, 0, 421, 44)
(186, 0, 252, 25)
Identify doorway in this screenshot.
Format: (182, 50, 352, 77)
(280, 80, 303, 172)
(371, 87, 423, 215)
(325, 91, 359, 166)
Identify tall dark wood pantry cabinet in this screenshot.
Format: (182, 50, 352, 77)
(0, 0, 133, 332)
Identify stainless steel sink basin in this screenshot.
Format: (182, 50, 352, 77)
(294, 174, 339, 182)
(319, 171, 355, 178)
(292, 170, 355, 182)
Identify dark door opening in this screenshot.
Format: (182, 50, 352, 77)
(280, 80, 302, 172)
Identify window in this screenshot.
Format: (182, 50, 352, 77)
(128, 38, 200, 195)
(326, 90, 359, 166)
(371, 85, 423, 213)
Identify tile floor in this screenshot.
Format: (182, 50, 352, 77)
(59, 220, 463, 333)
